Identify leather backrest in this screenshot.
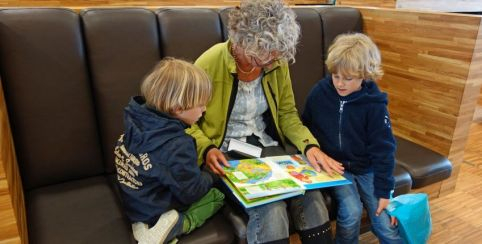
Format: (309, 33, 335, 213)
(319, 7, 363, 74)
(156, 8, 224, 62)
(0, 9, 103, 189)
(81, 8, 161, 173)
(291, 8, 325, 113)
(0, 7, 363, 189)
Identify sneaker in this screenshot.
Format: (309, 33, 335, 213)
(132, 210, 180, 244)
(132, 222, 148, 242)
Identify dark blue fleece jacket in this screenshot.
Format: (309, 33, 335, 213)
(302, 77, 396, 199)
(114, 96, 213, 226)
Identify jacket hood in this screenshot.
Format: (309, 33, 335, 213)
(323, 75, 387, 105)
(123, 96, 187, 154)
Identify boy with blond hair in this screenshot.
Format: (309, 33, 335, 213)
(114, 57, 224, 244)
(302, 33, 403, 244)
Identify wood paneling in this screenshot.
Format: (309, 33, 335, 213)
(0, 82, 27, 244)
(464, 122, 482, 167)
(337, 0, 396, 8)
(359, 7, 482, 197)
(479, 90, 482, 106)
(0, 0, 329, 7)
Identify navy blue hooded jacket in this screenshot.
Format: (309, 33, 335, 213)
(114, 96, 213, 226)
(302, 77, 396, 199)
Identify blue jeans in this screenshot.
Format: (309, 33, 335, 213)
(332, 171, 403, 244)
(246, 190, 329, 244)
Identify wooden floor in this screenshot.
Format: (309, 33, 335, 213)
(291, 106, 482, 244)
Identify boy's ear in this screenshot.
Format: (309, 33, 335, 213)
(171, 107, 183, 115)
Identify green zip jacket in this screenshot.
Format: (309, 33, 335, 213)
(187, 41, 319, 165)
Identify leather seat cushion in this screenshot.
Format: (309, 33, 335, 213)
(393, 163, 413, 196)
(26, 176, 134, 244)
(395, 136, 452, 188)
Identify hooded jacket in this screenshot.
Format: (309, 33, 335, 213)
(114, 96, 213, 226)
(187, 41, 319, 164)
(302, 77, 396, 199)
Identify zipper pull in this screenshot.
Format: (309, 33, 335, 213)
(339, 100, 346, 113)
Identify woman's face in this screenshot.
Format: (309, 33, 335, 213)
(244, 49, 280, 68)
(250, 53, 278, 68)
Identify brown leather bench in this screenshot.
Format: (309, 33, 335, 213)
(0, 6, 451, 244)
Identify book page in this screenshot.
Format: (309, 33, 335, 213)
(223, 158, 304, 199)
(265, 155, 351, 190)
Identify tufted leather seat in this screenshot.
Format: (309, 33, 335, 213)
(396, 136, 452, 189)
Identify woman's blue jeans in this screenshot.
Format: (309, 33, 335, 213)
(246, 190, 330, 244)
(331, 171, 403, 244)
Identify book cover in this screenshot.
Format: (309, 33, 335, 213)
(266, 155, 351, 190)
(223, 158, 304, 199)
(222, 178, 305, 208)
(222, 155, 351, 208)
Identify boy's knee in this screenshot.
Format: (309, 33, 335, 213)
(208, 187, 225, 202)
(338, 206, 362, 226)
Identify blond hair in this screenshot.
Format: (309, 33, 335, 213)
(140, 57, 212, 114)
(326, 33, 383, 81)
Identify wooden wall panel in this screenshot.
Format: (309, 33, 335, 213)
(443, 20, 482, 195)
(359, 7, 482, 195)
(0, 82, 27, 244)
(479, 91, 482, 106)
(337, 0, 396, 8)
(0, 0, 329, 7)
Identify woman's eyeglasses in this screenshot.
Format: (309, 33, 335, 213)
(250, 52, 279, 67)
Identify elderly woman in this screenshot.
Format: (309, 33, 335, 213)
(187, 0, 344, 243)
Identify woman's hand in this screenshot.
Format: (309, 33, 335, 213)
(205, 148, 230, 176)
(305, 147, 344, 176)
(376, 198, 398, 226)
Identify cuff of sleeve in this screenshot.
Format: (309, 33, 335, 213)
(304, 144, 319, 155)
(202, 144, 217, 162)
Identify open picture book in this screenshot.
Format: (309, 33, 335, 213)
(222, 154, 351, 208)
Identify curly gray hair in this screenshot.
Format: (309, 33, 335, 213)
(228, 0, 300, 63)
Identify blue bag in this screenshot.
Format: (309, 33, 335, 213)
(386, 193, 432, 244)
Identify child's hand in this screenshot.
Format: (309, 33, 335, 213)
(206, 148, 230, 176)
(376, 198, 398, 226)
(305, 147, 344, 176)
